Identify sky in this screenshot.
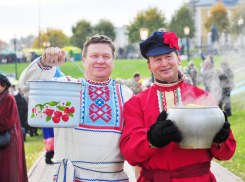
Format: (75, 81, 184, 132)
(0, 0, 188, 43)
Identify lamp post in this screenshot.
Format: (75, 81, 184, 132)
(140, 28, 154, 82)
(43, 41, 50, 49)
(21, 44, 25, 50)
(238, 18, 244, 58)
(14, 36, 17, 80)
(140, 28, 149, 41)
(184, 26, 190, 62)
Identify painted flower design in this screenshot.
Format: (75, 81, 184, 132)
(162, 32, 180, 50)
(31, 101, 75, 123)
(60, 101, 66, 107)
(36, 106, 41, 112)
(95, 98, 104, 107)
(44, 104, 50, 110)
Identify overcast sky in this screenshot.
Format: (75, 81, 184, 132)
(0, 0, 188, 43)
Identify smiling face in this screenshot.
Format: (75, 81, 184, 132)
(147, 51, 181, 83)
(82, 43, 114, 82)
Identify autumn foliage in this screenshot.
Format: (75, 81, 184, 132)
(205, 1, 230, 35)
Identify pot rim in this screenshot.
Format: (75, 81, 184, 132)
(28, 80, 82, 85)
(170, 106, 219, 109)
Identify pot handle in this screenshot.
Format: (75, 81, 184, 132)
(24, 57, 85, 87)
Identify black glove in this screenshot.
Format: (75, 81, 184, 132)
(213, 111, 230, 144)
(147, 111, 182, 148)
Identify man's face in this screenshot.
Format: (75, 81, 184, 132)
(134, 76, 140, 82)
(82, 43, 114, 82)
(147, 51, 181, 83)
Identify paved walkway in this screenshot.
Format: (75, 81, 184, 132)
(28, 151, 244, 182)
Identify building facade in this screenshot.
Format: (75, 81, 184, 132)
(192, 0, 240, 46)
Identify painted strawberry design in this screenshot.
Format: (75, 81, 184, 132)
(70, 107, 75, 113)
(46, 109, 54, 116)
(64, 107, 70, 114)
(52, 116, 60, 123)
(54, 111, 62, 118)
(32, 108, 36, 113)
(62, 114, 69, 122)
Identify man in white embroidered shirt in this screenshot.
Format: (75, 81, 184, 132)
(19, 35, 133, 182)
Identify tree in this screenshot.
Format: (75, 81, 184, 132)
(127, 7, 167, 43)
(204, 1, 230, 36)
(93, 19, 116, 41)
(230, 0, 245, 35)
(169, 3, 195, 38)
(70, 20, 93, 49)
(33, 28, 68, 48)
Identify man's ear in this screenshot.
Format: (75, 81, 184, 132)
(147, 60, 152, 72)
(82, 56, 85, 67)
(177, 54, 181, 65)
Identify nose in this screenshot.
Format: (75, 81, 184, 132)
(97, 56, 104, 63)
(160, 58, 168, 66)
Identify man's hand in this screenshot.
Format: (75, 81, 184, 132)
(213, 111, 230, 144)
(41, 47, 66, 67)
(147, 111, 182, 148)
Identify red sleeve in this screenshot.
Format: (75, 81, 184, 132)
(209, 129, 236, 160)
(0, 95, 18, 132)
(120, 97, 159, 166)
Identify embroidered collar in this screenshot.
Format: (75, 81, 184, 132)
(153, 77, 185, 92)
(85, 77, 111, 86)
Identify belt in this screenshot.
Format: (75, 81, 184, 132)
(141, 161, 211, 182)
(53, 154, 124, 182)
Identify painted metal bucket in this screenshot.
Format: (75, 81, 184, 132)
(26, 58, 85, 128)
(167, 106, 225, 149)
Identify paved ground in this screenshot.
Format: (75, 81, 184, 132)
(28, 151, 244, 182)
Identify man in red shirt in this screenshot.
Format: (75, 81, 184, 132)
(120, 31, 236, 182)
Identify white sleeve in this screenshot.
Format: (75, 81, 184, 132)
(18, 57, 56, 97)
(121, 84, 134, 103)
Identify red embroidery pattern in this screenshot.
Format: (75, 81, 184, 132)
(86, 78, 110, 85)
(162, 92, 167, 111)
(89, 103, 112, 122)
(174, 90, 177, 106)
(88, 86, 110, 102)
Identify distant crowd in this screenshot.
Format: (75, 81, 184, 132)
(0, 52, 38, 64)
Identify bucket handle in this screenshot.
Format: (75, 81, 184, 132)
(24, 57, 85, 87)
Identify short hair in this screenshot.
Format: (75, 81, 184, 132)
(0, 79, 8, 90)
(82, 34, 116, 58)
(133, 72, 140, 78)
(188, 61, 194, 67)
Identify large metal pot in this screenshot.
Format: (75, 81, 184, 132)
(166, 106, 225, 149)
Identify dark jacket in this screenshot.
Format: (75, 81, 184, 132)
(14, 93, 28, 128)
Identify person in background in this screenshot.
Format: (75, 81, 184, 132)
(188, 61, 198, 86)
(203, 59, 215, 92)
(0, 74, 28, 182)
(14, 88, 28, 141)
(120, 31, 236, 182)
(126, 72, 142, 95)
(182, 66, 193, 85)
(199, 49, 214, 67)
(218, 61, 234, 116)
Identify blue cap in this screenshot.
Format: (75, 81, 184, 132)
(140, 31, 179, 59)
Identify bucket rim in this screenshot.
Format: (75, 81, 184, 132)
(28, 80, 82, 84)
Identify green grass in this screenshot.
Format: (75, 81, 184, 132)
(24, 129, 45, 171)
(214, 91, 245, 181)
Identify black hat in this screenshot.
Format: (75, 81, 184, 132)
(0, 74, 11, 87)
(140, 31, 180, 59)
